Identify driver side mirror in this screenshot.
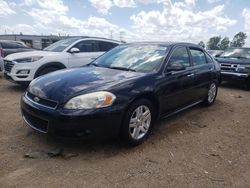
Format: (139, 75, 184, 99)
(69, 47, 80, 53)
(166, 64, 186, 72)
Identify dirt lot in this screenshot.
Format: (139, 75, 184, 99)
(0, 76, 250, 188)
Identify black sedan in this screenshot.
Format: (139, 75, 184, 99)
(21, 42, 220, 145)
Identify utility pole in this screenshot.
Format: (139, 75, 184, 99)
(110, 30, 113, 39)
(120, 31, 125, 42)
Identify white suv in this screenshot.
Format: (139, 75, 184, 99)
(3, 37, 122, 85)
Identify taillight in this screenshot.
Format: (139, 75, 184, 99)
(0, 48, 3, 57)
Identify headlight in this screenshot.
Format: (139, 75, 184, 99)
(64, 91, 116, 110)
(15, 56, 43, 63)
(236, 65, 249, 73)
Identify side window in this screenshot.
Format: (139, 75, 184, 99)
(98, 41, 118, 52)
(205, 52, 214, 64)
(190, 48, 207, 66)
(168, 47, 190, 68)
(73, 40, 95, 52)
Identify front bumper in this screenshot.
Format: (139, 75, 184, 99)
(221, 71, 249, 81)
(3, 60, 37, 82)
(21, 94, 125, 139)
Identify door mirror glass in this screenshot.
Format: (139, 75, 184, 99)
(70, 47, 80, 53)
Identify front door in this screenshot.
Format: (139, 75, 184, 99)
(160, 46, 195, 114)
(67, 40, 103, 68)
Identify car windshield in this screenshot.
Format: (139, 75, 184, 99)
(44, 38, 80, 52)
(92, 44, 168, 73)
(220, 48, 250, 59)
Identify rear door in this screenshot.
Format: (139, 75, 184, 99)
(189, 47, 213, 101)
(160, 46, 195, 114)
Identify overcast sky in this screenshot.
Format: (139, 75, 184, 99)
(0, 0, 250, 45)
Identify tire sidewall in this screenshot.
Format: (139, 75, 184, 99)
(121, 99, 155, 145)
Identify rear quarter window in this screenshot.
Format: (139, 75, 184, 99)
(205, 52, 214, 64)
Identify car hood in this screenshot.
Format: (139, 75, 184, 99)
(4, 50, 61, 61)
(28, 66, 144, 103)
(216, 57, 250, 65)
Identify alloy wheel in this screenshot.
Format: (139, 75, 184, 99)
(208, 83, 217, 103)
(129, 105, 151, 140)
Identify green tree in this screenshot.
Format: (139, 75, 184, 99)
(219, 37, 230, 50)
(198, 41, 205, 48)
(207, 36, 221, 50)
(230, 32, 247, 47)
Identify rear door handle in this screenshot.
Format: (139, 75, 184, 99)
(187, 73, 195, 78)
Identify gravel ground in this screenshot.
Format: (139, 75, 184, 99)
(0, 75, 250, 188)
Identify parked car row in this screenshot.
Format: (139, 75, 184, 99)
(1, 37, 249, 145)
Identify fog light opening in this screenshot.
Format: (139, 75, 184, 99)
(17, 70, 30, 74)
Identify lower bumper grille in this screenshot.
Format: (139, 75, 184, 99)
(22, 111, 48, 133)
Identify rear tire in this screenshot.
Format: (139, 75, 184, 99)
(121, 99, 155, 146)
(36, 67, 59, 78)
(246, 77, 250, 90)
(202, 82, 218, 106)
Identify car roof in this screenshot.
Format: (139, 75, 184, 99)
(124, 41, 203, 48)
(65, 36, 123, 44)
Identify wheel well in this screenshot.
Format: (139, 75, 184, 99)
(129, 93, 160, 119)
(34, 62, 66, 78)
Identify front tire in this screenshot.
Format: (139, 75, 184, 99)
(121, 99, 154, 146)
(203, 82, 218, 106)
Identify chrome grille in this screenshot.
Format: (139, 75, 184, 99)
(220, 63, 238, 73)
(4, 60, 15, 73)
(26, 92, 58, 109)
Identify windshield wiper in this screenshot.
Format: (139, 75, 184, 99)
(109, 66, 137, 72)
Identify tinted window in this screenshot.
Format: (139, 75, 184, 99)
(190, 49, 207, 66)
(168, 47, 190, 68)
(74, 40, 98, 52)
(98, 41, 118, 52)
